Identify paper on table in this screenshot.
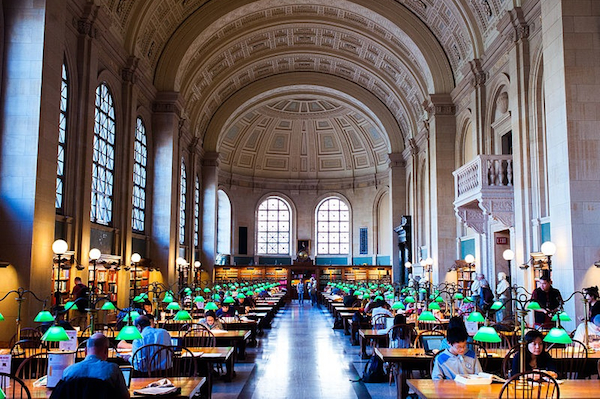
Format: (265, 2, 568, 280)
(133, 386, 178, 395)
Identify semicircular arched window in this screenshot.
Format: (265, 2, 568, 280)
(256, 196, 291, 255)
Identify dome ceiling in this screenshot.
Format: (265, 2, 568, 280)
(218, 97, 390, 180)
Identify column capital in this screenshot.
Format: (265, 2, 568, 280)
(202, 151, 220, 167)
(423, 94, 456, 116)
(153, 92, 183, 116)
(468, 59, 487, 88)
(388, 152, 405, 168)
(122, 56, 139, 84)
(497, 7, 530, 44)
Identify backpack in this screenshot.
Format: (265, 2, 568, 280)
(362, 355, 387, 383)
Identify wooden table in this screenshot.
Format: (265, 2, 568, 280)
(170, 329, 251, 360)
(407, 379, 600, 399)
(26, 377, 206, 398)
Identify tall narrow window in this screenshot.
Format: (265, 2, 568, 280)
(256, 196, 291, 255)
(217, 190, 231, 254)
(91, 83, 115, 225)
(56, 62, 68, 212)
(194, 175, 200, 248)
(179, 159, 187, 244)
(132, 117, 147, 232)
(316, 197, 350, 255)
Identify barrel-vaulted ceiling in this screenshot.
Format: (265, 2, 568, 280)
(100, 0, 509, 179)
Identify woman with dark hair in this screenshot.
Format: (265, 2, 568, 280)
(584, 286, 600, 321)
(388, 314, 412, 348)
(511, 330, 557, 378)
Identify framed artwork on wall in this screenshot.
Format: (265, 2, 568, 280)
(297, 240, 311, 255)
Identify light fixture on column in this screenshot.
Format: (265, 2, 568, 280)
(52, 239, 69, 307)
(503, 249, 514, 265)
(464, 254, 475, 265)
(131, 252, 141, 298)
(541, 241, 556, 274)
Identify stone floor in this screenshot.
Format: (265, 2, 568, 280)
(211, 300, 397, 399)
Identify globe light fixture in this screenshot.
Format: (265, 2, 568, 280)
(464, 254, 475, 264)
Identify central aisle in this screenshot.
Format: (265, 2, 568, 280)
(212, 300, 396, 399)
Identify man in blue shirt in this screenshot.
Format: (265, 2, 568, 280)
(119, 315, 172, 372)
(61, 333, 130, 399)
(432, 327, 482, 380)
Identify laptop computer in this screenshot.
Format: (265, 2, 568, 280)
(422, 335, 444, 354)
(119, 365, 133, 388)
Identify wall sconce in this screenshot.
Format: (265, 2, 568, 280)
(464, 254, 475, 265)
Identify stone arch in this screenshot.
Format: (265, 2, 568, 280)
(203, 72, 405, 154)
(485, 73, 511, 154)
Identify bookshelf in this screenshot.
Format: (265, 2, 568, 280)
(130, 268, 149, 294)
(93, 269, 118, 301)
(454, 260, 475, 295)
(52, 268, 70, 303)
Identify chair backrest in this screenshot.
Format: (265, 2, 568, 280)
(371, 314, 389, 330)
(499, 370, 559, 399)
(466, 341, 489, 370)
(81, 324, 115, 338)
(10, 339, 47, 358)
(501, 345, 520, 379)
(184, 328, 216, 348)
(414, 330, 445, 349)
(546, 339, 588, 379)
(131, 344, 173, 377)
(387, 324, 417, 348)
(49, 377, 116, 399)
(0, 372, 32, 399)
(8, 328, 43, 349)
(150, 346, 197, 378)
(15, 352, 49, 380)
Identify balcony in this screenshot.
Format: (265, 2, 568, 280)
(452, 155, 514, 234)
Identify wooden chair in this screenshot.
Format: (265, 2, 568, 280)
(0, 372, 32, 399)
(501, 345, 520, 379)
(15, 352, 49, 380)
(387, 324, 417, 349)
(80, 323, 115, 338)
(547, 339, 588, 379)
(9, 328, 42, 349)
(148, 346, 197, 378)
(10, 339, 47, 358)
(499, 370, 559, 399)
(466, 341, 489, 370)
(131, 344, 173, 377)
(184, 327, 216, 348)
(371, 314, 390, 330)
(413, 330, 445, 348)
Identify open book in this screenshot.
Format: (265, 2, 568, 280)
(455, 372, 506, 385)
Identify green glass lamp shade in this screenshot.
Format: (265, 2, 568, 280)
(418, 311, 437, 322)
(474, 326, 501, 343)
(453, 293, 464, 300)
(214, 285, 221, 290)
(463, 296, 474, 303)
(34, 311, 55, 323)
(64, 301, 75, 310)
(404, 296, 416, 303)
(204, 288, 211, 293)
(362, 293, 371, 300)
(526, 301, 541, 310)
(193, 296, 205, 303)
(162, 294, 173, 303)
(385, 293, 394, 300)
(401, 288, 409, 294)
(174, 310, 192, 321)
(0, 312, 4, 321)
(435, 296, 444, 303)
(391, 301, 405, 310)
(429, 294, 435, 300)
(551, 312, 571, 322)
(41, 326, 70, 342)
(213, 294, 221, 301)
(467, 311, 485, 323)
(428, 302, 441, 310)
(223, 296, 235, 304)
(419, 288, 427, 294)
(237, 293, 246, 299)
(100, 301, 116, 311)
(184, 288, 192, 295)
(374, 295, 384, 301)
(225, 291, 231, 297)
(133, 295, 145, 303)
(247, 291, 255, 296)
(166, 302, 181, 311)
(544, 327, 573, 344)
(490, 301, 505, 310)
(205, 302, 218, 311)
(116, 325, 142, 340)
(123, 311, 141, 322)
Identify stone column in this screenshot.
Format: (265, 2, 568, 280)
(425, 95, 457, 283)
(150, 93, 183, 288)
(201, 152, 219, 277)
(388, 153, 406, 284)
(0, 1, 66, 341)
(539, 0, 600, 327)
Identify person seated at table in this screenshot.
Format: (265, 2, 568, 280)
(388, 314, 412, 348)
(235, 294, 254, 309)
(368, 299, 393, 328)
(343, 289, 357, 307)
(439, 316, 472, 350)
(199, 310, 224, 330)
(573, 314, 600, 350)
(510, 330, 557, 378)
(40, 307, 75, 334)
(584, 286, 600, 321)
(432, 327, 482, 380)
(57, 332, 130, 399)
(258, 288, 271, 298)
(216, 303, 236, 318)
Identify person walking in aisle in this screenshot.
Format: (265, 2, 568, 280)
(297, 279, 305, 305)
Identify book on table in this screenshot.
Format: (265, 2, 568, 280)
(454, 372, 506, 385)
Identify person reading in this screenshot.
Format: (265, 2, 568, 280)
(431, 327, 482, 380)
(510, 330, 557, 378)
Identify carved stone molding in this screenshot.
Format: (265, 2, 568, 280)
(479, 198, 514, 228)
(497, 7, 529, 44)
(121, 56, 139, 84)
(456, 203, 488, 235)
(469, 59, 487, 88)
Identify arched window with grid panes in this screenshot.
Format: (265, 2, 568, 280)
(56, 61, 68, 213)
(91, 82, 115, 225)
(256, 196, 291, 255)
(179, 159, 187, 245)
(316, 197, 350, 255)
(132, 117, 147, 233)
(194, 175, 200, 248)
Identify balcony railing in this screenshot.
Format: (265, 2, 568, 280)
(453, 155, 513, 202)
